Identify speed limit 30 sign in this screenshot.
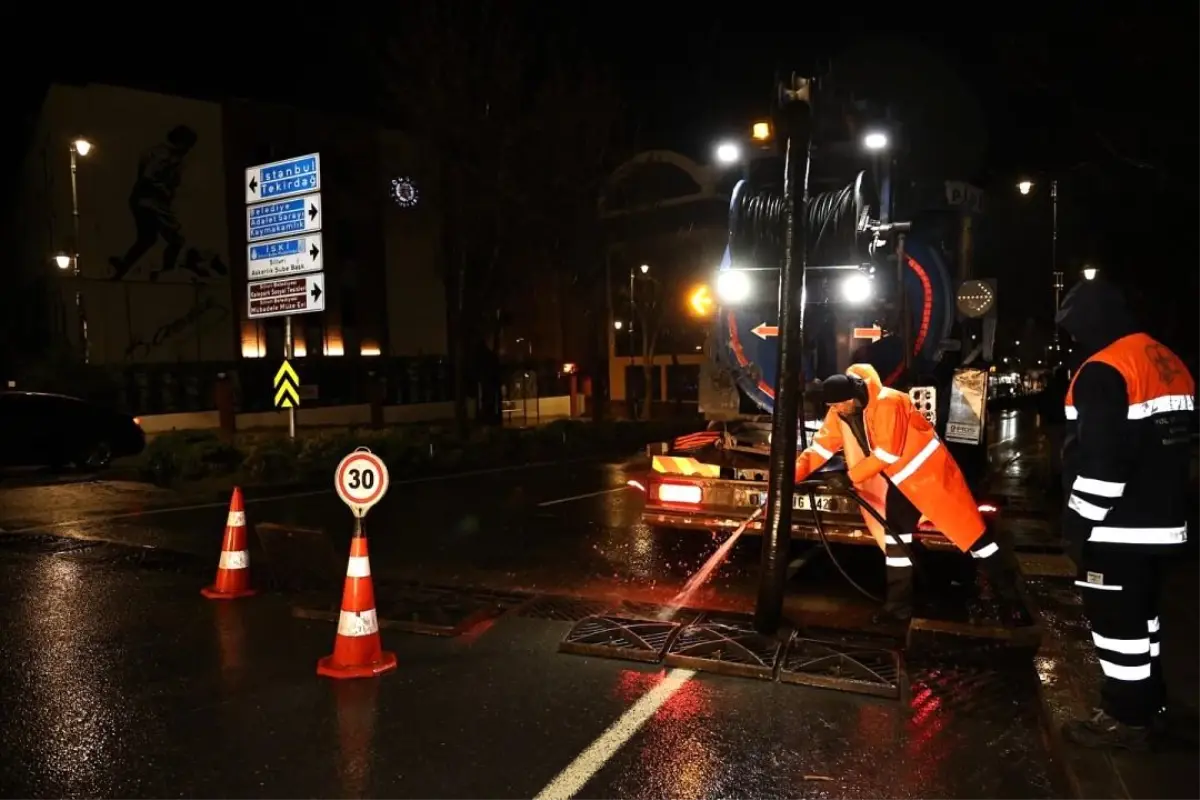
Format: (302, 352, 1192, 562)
(335, 448, 390, 518)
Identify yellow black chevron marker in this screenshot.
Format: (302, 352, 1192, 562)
(273, 360, 300, 409)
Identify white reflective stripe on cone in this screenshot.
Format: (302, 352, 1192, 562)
(1127, 394, 1195, 420)
(1089, 524, 1188, 545)
(1150, 642, 1161, 657)
(812, 442, 834, 459)
(346, 556, 371, 578)
(1065, 405, 1077, 420)
(1074, 580, 1123, 591)
(337, 609, 380, 637)
(1068, 494, 1109, 521)
(1098, 659, 1152, 681)
(227, 511, 246, 527)
(1073, 476, 1125, 498)
(218, 550, 249, 570)
(971, 541, 1000, 559)
(872, 447, 900, 464)
(1148, 617, 1161, 633)
(885, 556, 913, 568)
(884, 533, 914, 545)
(891, 438, 940, 485)
(1092, 632, 1151, 655)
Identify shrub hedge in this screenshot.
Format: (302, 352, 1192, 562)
(135, 419, 702, 487)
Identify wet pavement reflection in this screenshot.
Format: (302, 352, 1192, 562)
(0, 409, 1073, 798)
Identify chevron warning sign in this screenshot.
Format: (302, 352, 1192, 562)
(274, 360, 300, 409)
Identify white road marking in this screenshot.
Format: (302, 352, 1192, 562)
(537, 487, 627, 507)
(0, 457, 600, 535)
(534, 668, 695, 800)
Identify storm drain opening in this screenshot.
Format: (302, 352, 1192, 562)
(779, 633, 905, 699)
(663, 613, 783, 680)
(559, 616, 682, 663)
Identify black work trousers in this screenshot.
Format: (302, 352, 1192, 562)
(1075, 545, 1165, 727)
(882, 489, 921, 616)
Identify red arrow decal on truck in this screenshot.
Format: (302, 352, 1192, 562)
(751, 323, 779, 340)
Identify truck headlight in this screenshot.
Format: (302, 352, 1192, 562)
(716, 270, 752, 304)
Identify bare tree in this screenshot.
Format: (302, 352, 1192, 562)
(369, 4, 623, 432)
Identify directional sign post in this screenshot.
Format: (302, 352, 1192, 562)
(274, 360, 300, 409)
(245, 154, 321, 204)
(247, 195, 322, 242)
(247, 233, 323, 281)
(247, 274, 325, 319)
(245, 152, 325, 441)
(335, 449, 391, 519)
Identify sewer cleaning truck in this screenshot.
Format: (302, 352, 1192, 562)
(633, 141, 1001, 551)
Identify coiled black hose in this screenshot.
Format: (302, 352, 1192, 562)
(727, 170, 877, 269)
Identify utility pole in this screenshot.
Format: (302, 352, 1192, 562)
(754, 74, 814, 635)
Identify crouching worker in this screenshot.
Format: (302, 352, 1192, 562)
(794, 364, 1020, 627)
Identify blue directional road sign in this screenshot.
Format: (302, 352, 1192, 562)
(247, 233, 324, 282)
(247, 193, 323, 242)
(245, 153, 321, 204)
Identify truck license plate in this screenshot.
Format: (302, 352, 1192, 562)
(748, 492, 839, 512)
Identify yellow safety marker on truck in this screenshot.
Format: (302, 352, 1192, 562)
(651, 455, 721, 477)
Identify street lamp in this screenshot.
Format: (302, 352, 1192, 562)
(639, 263, 650, 275)
(67, 137, 93, 364)
(613, 320, 623, 330)
(862, 130, 889, 151)
(1082, 266, 1097, 281)
(1016, 176, 1060, 348)
(841, 273, 873, 304)
(53, 254, 71, 270)
(715, 141, 741, 164)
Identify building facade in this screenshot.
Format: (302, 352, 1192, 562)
(6, 82, 448, 414)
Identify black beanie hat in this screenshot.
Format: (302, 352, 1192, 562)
(821, 373, 866, 404)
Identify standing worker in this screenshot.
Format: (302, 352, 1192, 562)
(794, 364, 1020, 627)
(1055, 279, 1195, 750)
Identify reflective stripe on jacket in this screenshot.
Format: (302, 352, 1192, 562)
(1064, 333, 1195, 549)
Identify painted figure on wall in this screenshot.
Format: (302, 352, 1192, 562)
(108, 124, 228, 282)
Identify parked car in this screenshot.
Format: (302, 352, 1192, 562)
(0, 391, 145, 470)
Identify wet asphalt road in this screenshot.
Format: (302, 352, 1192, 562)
(0, 410, 1063, 798)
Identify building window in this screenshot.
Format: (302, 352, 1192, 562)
(361, 338, 381, 356)
(241, 321, 265, 358)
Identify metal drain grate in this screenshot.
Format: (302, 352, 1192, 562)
(664, 613, 782, 679)
(517, 595, 613, 622)
(779, 634, 904, 698)
(614, 601, 706, 625)
(559, 616, 682, 663)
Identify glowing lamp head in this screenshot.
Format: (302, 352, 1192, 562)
(863, 131, 889, 151)
(841, 273, 873, 304)
(715, 269, 752, 304)
(72, 139, 93, 156)
(715, 142, 741, 165)
(54, 254, 71, 270)
(1017, 180, 1033, 195)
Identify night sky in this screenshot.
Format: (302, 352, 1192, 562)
(16, 12, 1199, 355)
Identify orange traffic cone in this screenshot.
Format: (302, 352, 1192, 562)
(201, 487, 257, 600)
(318, 534, 397, 679)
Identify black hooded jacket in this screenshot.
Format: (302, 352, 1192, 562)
(1055, 279, 1195, 554)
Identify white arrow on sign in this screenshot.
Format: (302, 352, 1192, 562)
(335, 449, 391, 518)
(246, 233, 324, 281)
(751, 323, 779, 340)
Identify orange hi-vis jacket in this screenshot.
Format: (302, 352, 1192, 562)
(794, 398, 892, 552)
(1063, 332, 1195, 550)
(794, 364, 987, 553)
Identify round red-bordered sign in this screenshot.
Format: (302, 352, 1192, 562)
(335, 448, 390, 518)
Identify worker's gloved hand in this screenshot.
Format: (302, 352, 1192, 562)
(820, 471, 852, 492)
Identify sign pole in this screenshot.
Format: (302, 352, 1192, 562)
(286, 316, 296, 439)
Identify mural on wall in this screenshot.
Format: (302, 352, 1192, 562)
(109, 125, 228, 283)
(50, 83, 236, 365)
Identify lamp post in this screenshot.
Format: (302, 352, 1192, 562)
(1017, 177, 1060, 351)
(68, 138, 92, 363)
